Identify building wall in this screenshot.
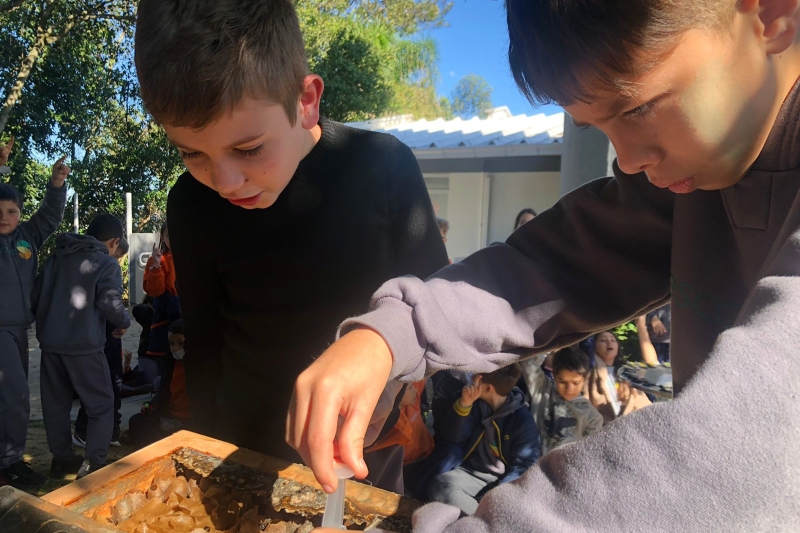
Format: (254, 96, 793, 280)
(487, 171, 561, 245)
(424, 169, 561, 261)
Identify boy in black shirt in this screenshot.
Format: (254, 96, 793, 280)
(133, 0, 448, 475)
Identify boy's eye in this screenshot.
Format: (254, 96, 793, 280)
(180, 151, 201, 160)
(235, 145, 264, 158)
(623, 96, 665, 120)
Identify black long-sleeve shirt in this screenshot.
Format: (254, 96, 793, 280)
(167, 118, 448, 459)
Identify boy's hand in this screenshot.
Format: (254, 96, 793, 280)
(0, 136, 14, 167)
(50, 156, 70, 187)
(151, 242, 163, 268)
(651, 316, 667, 336)
(286, 328, 393, 494)
(112, 328, 127, 338)
(459, 376, 483, 408)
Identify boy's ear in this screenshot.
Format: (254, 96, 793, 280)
(746, 0, 800, 54)
(298, 74, 324, 131)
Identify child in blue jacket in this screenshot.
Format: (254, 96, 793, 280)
(426, 364, 541, 515)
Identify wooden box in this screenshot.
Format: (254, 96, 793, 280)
(43, 431, 419, 531)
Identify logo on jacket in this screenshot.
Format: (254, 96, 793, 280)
(16, 240, 32, 260)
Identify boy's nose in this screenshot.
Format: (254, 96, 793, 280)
(210, 164, 246, 196)
(613, 138, 662, 176)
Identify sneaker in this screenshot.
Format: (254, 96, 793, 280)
(50, 455, 85, 478)
(110, 439, 121, 447)
(0, 461, 47, 490)
(72, 431, 87, 448)
(76, 460, 105, 479)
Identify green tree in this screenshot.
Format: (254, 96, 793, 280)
(450, 73, 493, 119)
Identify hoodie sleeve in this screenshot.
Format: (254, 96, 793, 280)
(385, 230, 800, 532)
(341, 166, 674, 383)
(438, 400, 479, 446)
(20, 182, 67, 250)
(95, 260, 131, 329)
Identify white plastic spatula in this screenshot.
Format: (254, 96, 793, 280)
(321, 462, 355, 530)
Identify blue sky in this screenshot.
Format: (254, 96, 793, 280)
(429, 0, 562, 117)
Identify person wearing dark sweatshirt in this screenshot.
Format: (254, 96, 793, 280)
(133, 0, 449, 492)
(290, 1, 800, 531)
(33, 214, 131, 480)
(426, 364, 540, 515)
(0, 142, 68, 491)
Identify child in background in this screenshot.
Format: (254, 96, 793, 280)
(33, 214, 130, 479)
(586, 331, 650, 423)
(522, 347, 603, 454)
(73, 237, 130, 449)
(425, 364, 540, 515)
(513, 208, 537, 230)
(123, 320, 190, 446)
(0, 139, 68, 490)
(140, 223, 180, 389)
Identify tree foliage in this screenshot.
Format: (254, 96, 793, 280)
(450, 73, 493, 119)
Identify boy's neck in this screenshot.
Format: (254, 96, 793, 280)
(300, 123, 323, 161)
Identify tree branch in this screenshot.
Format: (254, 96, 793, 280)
(0, 0, 25, 14)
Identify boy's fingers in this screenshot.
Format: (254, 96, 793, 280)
(337, 406, 371, 480)
(56, 155, 67, 165)
(304, 390, 342, 493)
(7, 136, 14, 150)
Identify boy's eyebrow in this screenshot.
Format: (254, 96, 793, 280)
(167, 132, 267, 152)
(570, 96, 634, 129)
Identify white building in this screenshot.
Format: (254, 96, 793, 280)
(348, 106, 565, 261)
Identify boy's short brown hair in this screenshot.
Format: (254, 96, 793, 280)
(506, 0, 738, 106)
(480, 363, 522, 396)
(135, 0, 308, 129)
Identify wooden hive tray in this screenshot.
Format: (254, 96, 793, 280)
(43, 430, 419, 531)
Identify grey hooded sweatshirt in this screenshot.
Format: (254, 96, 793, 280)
(0, 182, 66, 328)
(343, 77, 800, 531)
(33, 233, 130, 355)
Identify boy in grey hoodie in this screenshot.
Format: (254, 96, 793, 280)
(33, 214, 130, 479)
(0, 138, 68, 490)
(290, 0, 800, 531)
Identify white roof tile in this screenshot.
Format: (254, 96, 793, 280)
(347, 107, 564, 152)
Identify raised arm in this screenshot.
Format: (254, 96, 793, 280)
(636, 314, 660, 365)
(22, 157, 69, 249)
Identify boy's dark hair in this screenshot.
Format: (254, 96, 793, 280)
(117, 237, 130, 256)
(168, 319, 184, 336)
(506, 0, 737, 106)
(552, 347, 590, 378)
(135, 0, 308, 129)
(437, 217, 450, 234)
(514, 208, 537, 228)
(480, 363, 522, 396)
(0, 182, 22, 209)
(86, 214, 123, 242)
